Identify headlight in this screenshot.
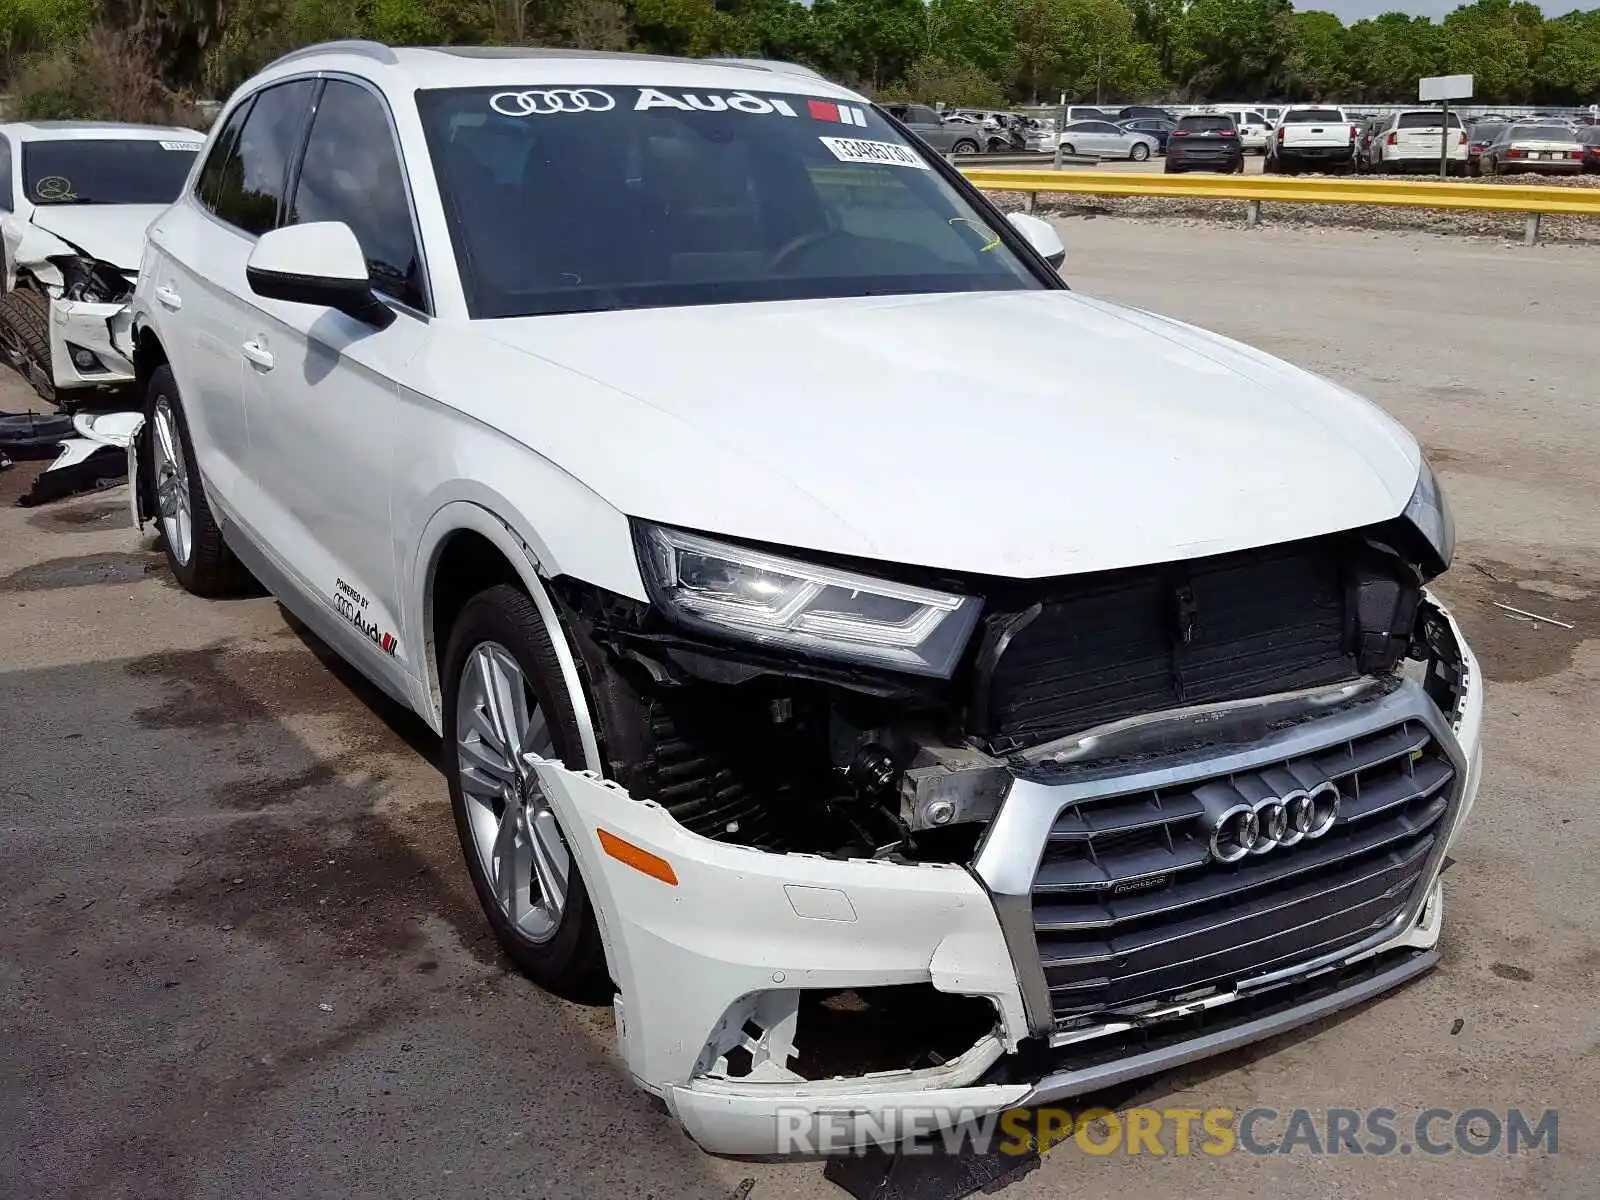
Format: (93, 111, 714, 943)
(1403, 457, 1454, 574)
(633, 523, 982, 678)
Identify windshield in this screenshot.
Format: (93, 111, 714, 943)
(22, 138, 201, 205)
(1283, 109, 1344, 124)
(417, 85, 1043, 319)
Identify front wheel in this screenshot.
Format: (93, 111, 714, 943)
(952, 139, 979, 155)
(443, 584, 611, 1001)
(1130, 142, 1150, 162)
(1059, 143, 1075, 156)
(141, 366, 250, 596)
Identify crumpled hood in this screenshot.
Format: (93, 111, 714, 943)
(27, 205, 165, 271)
(478, 289, 1422, 579)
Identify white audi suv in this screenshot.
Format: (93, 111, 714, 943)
(125, 42, 1483, 1155)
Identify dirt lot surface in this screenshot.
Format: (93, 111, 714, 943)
(2, 222, 1596, 1199)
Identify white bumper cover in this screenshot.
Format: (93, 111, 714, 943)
(530, 597, 1485, 1156)
(49, 297, 135, 391)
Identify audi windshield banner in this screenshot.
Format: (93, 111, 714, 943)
(478, 86, 884, 132)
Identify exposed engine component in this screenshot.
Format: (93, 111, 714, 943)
(47, 255, 134, 305)
(899, 742, 1011, 832)
(553, 515, 1458, 869)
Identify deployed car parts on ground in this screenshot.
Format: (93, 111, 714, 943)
(3, 408, 140, 505)
(125, 43, 1483, 1156)
(0, 121, 203, 406)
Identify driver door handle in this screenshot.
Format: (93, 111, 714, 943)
(241, 339, 275, 371)
(154, 285, 182, 311)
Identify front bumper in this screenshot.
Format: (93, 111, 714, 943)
(530, 599, 1483, 1156)
(49, 298, 135, 392)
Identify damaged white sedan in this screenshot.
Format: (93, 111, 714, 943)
(0, 120, 203, 403)
(126, 44, 1483, 1156)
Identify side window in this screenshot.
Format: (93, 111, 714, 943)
(908, 106, 939, 126)
(213, 79, 316, 236)
(194, 96, 253, 214)
(0, 136, 12, 211)
(287, 79, 425, 311)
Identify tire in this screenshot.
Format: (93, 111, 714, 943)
(1130, 142, 1150, 162)
(1060, 143, 1075, 156)
(0, 288, 56, 405)
(953, 139, 979, 155)
(141, 365, 251, 596)
(442, 583, 611, 1002)
(1263, 155, 1278, 174)
(1163, 161, 1179, 174)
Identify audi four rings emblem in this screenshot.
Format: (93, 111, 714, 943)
(490, 89, 616, 116)
(1209, 781, 1341, 863)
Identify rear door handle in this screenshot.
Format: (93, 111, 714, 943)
(241, 339, 275, 371)
(154, 285, 182, 311)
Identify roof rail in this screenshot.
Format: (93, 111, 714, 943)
(264, 39, 398, 71)
(704, 57, 828, 82)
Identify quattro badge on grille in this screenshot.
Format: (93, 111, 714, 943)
(1208, 782, 1340, 863)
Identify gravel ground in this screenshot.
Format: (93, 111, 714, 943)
(988, 172, 1600, 242)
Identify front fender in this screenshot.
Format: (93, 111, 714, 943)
(407, 499, 609, 771)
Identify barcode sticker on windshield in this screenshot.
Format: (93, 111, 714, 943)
(818, 136, 930, 170)
(159, 141, 202, 151)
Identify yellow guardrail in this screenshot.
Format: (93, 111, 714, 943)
(960, 168, 1600, 218)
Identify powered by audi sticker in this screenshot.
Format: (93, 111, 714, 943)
(818, 137, 930, 169)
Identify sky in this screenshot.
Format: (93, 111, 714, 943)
(1298, 0, 1586, 18)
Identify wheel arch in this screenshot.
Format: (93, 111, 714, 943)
(132, 317, 170, 389)
(412, 499, 604, 774)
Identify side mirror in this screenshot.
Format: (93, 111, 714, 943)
(245, 222, 394, 329)
(1007, 212, 1066, 269)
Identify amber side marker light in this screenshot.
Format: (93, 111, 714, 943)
(597, 828, 679, 886)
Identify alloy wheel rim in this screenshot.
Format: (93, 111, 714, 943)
(456, 641, 567, 943)
(151, 398, 192, 566)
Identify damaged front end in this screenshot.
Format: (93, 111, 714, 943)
(530, 503, 1483, 1155)
(2, 244, 138, 399)
(42, 255, 138, 394)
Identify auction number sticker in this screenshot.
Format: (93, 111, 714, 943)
(818, 136, 930, 170)
(159, 140, 203, 151)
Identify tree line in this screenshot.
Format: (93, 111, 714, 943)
(1, 0, 1596, 121)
